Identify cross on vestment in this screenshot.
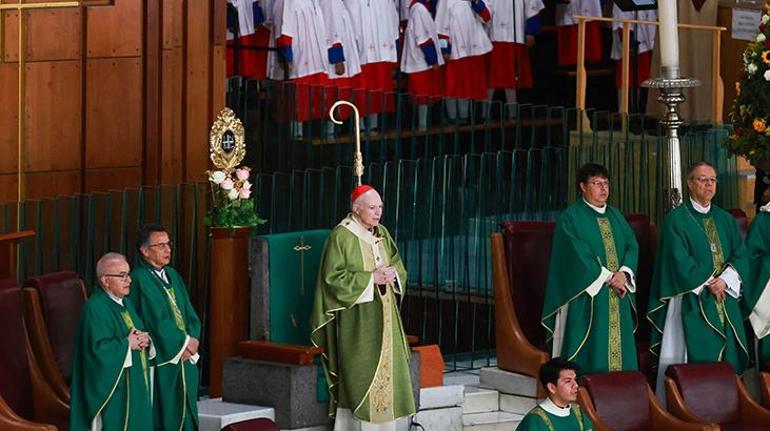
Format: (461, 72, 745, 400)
(290, 236, 312, 328)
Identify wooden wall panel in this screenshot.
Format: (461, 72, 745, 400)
(0, 64, 19, 174)
(25, 9, 82, 61)
(0, 175, 19, 202)
(185, 1, 211, 183)
(84, 166, 141, 192)
(24, 61, 82, 172)
(163, 0, 183, 49)
(26, 171, 81, 200)
(85, 58, 142, 167)
(144, 0, 162, 186)
(161, 49, 183, 184)
(2, 11, 20, 62)
(86, 0, 141, 58)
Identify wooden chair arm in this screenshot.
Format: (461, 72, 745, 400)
(0, 395, 55, 431)
(760, 371, 770, 409)
(576, 387, 613, 431)
(491, 233, 549, 396)
(664, 377, 714, 426)
(737, 376, 770, 426)
(239, 341, 323, 365)
(22, 288, 70, 403)
(27, 333, 69, 421)
(647, 385, 714, 430)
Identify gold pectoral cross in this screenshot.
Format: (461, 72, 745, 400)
(292, 236, 312, 297)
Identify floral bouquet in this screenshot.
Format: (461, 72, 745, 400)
(205, 166, 266, 229)
(727, 3, 770, 168)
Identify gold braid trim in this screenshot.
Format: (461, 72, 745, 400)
(597, 218, 622, 371)
(531, 407, 555, 431)
(703, 218, 727, 325)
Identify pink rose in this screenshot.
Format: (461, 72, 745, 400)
(220, 178, 234, 190)
(239, 188, 252, 199)
(235, 167, 250, 181)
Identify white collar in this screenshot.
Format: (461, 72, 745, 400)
(104, 289, 124, 306)
(539, 397, 571, 417)
(339, 213, 380, 246)
(761, 201, 770, 213)
(689, 197, 711, 214)
(583, 198, 607, 215)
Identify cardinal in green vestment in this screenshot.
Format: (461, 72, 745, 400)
(648, 162, 750, 394)
(310, 185, 416, 429)
(543, 163, 639, 375)
(129, 224, 202, 431)
(70, 252, 154, 431)
(744, 204, 770, 367)
(516, 358, 594, 431)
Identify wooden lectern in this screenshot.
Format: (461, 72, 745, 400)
(0, 231, 35, 280)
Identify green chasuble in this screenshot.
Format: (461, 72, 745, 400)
(745, 210, 770, 365)
(542, 200, 639, 374)
(130, 259, 202, 431)
(648, 200, 750, 375)
(70, 288, 153, 431)
(516, 400, 593, 431)
(310, 214, 416, 423)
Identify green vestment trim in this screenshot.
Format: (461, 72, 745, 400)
(517, 404, 592, 431)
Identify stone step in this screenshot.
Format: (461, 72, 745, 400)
(197, 398, 275, 431)
(415, 406, 464, 431)
(479, 367, 537, 397)
(462, 411, 524, 431)
(499, 393, 538, 415)
(420, 384, 465, 410)
(462, 385, 499, 414)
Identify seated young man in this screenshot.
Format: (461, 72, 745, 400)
(517, 358, 593, 431)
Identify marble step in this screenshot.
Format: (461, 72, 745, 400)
(420, 384, 465, 410)
(462, 385, 499, 414)
(415, 406, 464, 431)
(197, 398, 275, 431)
(499, 393, 538, 415)
(462, 411, 524, 431)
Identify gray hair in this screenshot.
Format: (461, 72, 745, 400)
(686, 161, 716, 178)
(96, 252, 128, 281)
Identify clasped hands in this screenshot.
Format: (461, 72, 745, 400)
(607, 272, 627, 298)
(128, 328, 151, 351)
(373, 266, 397, 294)
(706, 277, 727, 302)
(181, 337, 200, 362)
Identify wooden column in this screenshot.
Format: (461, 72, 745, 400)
(0, 231, 35, 280)
(208, 226, 250, 397)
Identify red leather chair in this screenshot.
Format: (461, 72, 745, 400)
(761, 361, 770, 409)
(625, 214, 655, 381)
(665, 363, 770, 430)
(578, 371, 715, 431)
(728, 208, 749, 239)
(491, 222, 553, 387)
(23, 271, 87, 403)
(221, 418, 279, 431)
(0, 279, 68, 430)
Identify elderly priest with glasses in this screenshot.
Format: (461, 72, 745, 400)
(648, 161, 750, 397)
(70, 252, 155, 430)
(129, 223, 202, 430)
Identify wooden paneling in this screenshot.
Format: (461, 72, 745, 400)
(0, 64, 19, 174)
(145, 0, 161, 186)
(2, 11, 20, 62)
(0, 175, 19, 203)
(86, 0, 141, 58)
(26, 170, 81, 200)
(163, 0, 183, 50)
(85, 58, 142, 167)
(185, 1, 211, 183)
(24, 61, 82, 172)
(84, 166, 141, 192)
(162, 48, 183, 184)
(25, 9, 82, 61)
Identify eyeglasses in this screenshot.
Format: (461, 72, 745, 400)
(587, 180, 610, 188)
(689, 176, 718, 185)
(148, 241, 173, 250)
(104, 272, 131, 281)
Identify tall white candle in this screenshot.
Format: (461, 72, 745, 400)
(658, 0, 680, 72)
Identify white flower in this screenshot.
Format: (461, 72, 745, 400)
(242, 180, 252, 190)
(758, 33, 766, 43)
(763, 14, 769, 24)
(749, 63, 759, 75)
(209, 170, 226, 184)
(764, 69, 770, 81)
(220, 178, 234, 190)
(228, 188, 239, 200)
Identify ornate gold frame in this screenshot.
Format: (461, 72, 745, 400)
(209, 107, 246, 174)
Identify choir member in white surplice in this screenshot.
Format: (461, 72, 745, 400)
(555, 0, 603, 66)
(228, 0, 272, 79)
(435, 0, 492, 123)
(400, 0, 445, 131)
(343, 0, 400, 131)
(485, 0, 543, 110)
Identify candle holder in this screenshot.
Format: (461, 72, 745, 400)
(643, 71, 700, 210)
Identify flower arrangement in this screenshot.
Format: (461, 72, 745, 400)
(205, 167, 266, 229)
(727, 4, 770, 167)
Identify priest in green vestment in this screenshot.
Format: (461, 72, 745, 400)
(517, 357, 594, 431)
(129, 224, 202, 431)
(543, 163, 639, 375)
(649, 161, 750, 396)
(310, 185, 416, 430)
(744, 202, 770, 367)
(71, 252, 155, 431)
